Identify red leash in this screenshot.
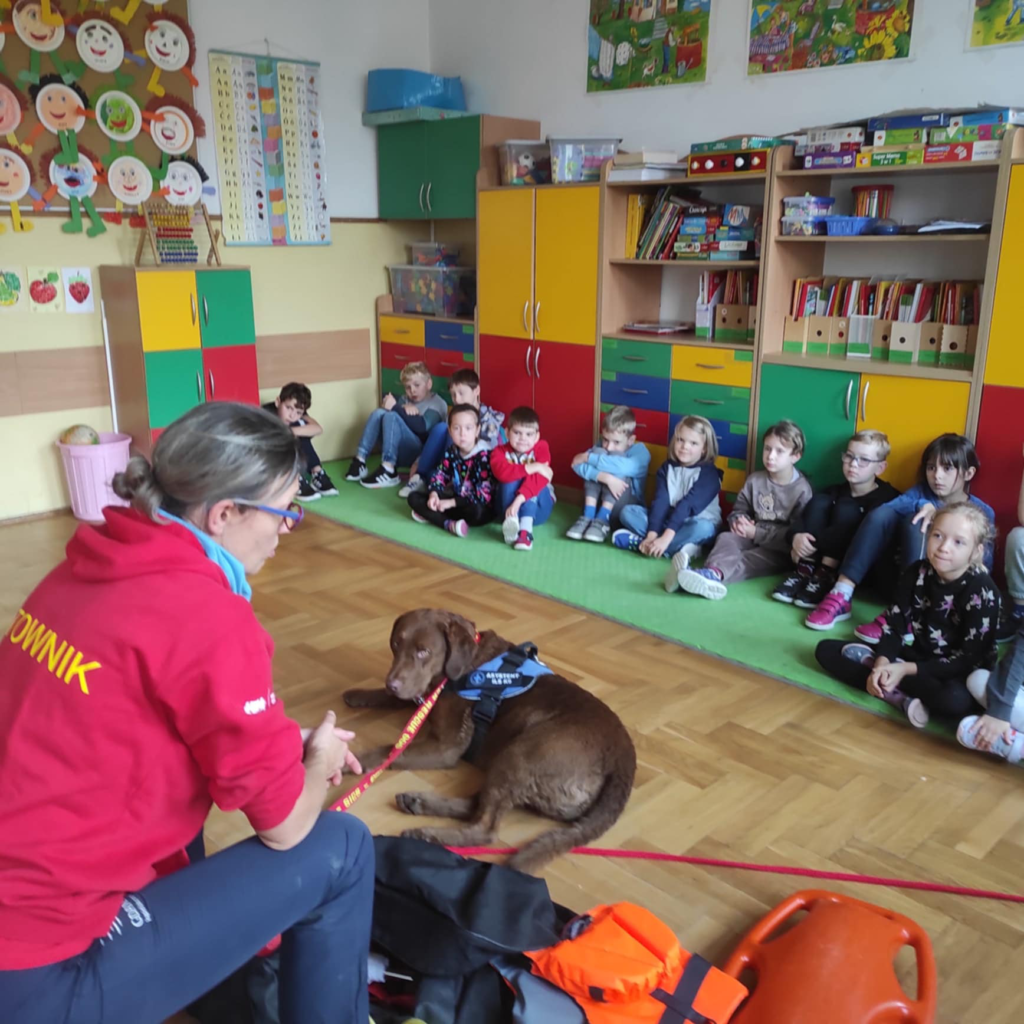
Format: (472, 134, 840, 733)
(447, 845, 1024, 905)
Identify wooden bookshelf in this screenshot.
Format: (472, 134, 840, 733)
(609, 258, 761, 268)
(606, 327, 754, 351)
(776, 233, 990, 244)
(762, 351, 974, 383)
(776, 161, 1001, 179)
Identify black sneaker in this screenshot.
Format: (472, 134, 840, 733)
(795, 569, 837, 610)
(296, 475, 320, 502)
(360, 464, 400, 489)
(771, 571, 806, 604)
(311, 468, 338, 497)
(344, 457, 367, 482)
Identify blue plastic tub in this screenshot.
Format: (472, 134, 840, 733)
(366, 69, 466, 113)
(825, 216, 877, 236)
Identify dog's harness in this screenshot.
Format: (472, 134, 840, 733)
(451, 642, 550, 761)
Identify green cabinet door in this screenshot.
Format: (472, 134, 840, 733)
(196, 270, 256, 348)
(145, 349, 205, 428)
(424, 117, 481, 219)
(756, 364, 859, 488)
(378, 122, 427, 220)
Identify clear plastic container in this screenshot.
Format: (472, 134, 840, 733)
(499, 140, 552, 186)
(409, 241, 461, 266)
(782, 195, 836, 218)
(548, 136, 621, 183)
(389, 264, 476, 318)
(781, 216, 828, 236)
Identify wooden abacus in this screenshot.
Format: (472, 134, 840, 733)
(135, 200, 222, 267)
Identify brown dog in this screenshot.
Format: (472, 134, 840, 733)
(344, 609, 636, 873)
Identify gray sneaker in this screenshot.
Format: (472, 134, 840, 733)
(398, 474, 425, 499)
(583, 520, 611, 543)
(566, 515, 591, 540)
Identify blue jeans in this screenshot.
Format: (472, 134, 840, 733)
(500, 480, 554, 526)
(839, 506, 927, 590)
(617, 505, 718, 556)
(357, 408, 423, 469)
(0, 813, 373, 1024)
(416, 421, 451, 479)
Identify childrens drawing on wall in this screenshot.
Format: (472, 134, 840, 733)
(969, 0, 1024, 48)
(587, 0, 712, 92)
(747, 0, 914, 75)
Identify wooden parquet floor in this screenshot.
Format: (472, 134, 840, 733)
(4, 511, 1024, 1023)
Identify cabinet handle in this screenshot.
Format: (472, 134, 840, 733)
(696, 363, 726, 370)
(525, 345, 533, 378)
(621, 387, 649, 395)
(440, 360, 462, 368)
(426, 181, 432, 212)
(395, 328, 410, 334)
(203, 295, 209, 326)
(534, 301, 541, 334)
(694, 399, 724, 406)
(196, 371, 202, 401)
(860, 380, 870, 421)
(622, 355, 647, 362)
(190, 293, 196, 326)
(534, 347, 541, 378)
(844, 380, 853, 421)
(418, 183, 425, 212)
(522, 300, 530, 334)
(209, 370, 216, 399)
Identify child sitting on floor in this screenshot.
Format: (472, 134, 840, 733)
(805, 433, 995, 634)
(400, 368, 505, 498)
(344, 361, 448, 489)
(611, 415, 720, 567)
(671, 420, 813, 601)
(816, 503, 999, 729)
(566, 405, 651, 544)
(772, 429, 899, 608)
(407, 404, 495, 538)
(264, 382, 337, 502)
(489, 406, 555, 553)
(996, 444, 1024, 643)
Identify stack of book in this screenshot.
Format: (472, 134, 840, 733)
(608, 149, 686, 183)
(856, 111, 1011, 167)
(793, 127, 865, 171)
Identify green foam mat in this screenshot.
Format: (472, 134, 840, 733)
(312, 461, 945, 733)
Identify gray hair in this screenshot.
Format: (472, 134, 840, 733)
(112, 402, 301, 522)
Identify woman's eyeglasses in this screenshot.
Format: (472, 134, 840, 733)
(232, 500, 304, 531)
(841, 452, 882, 467)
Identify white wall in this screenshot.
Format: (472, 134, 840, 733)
(428, 0, 1024, 152)
(190, 0, 432, 219)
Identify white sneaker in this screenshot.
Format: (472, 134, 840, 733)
(503, 516, 520, 545)
(664, 549, 690, 593)
(398, 474, 425, 499)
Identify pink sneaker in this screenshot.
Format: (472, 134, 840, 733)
(854, 615, 887, 644)
(805, 592, 852, 630)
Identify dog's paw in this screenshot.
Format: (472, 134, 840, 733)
(395, 792, 432, 816)
(400, 827, 439, 844)
(343, 688, 381, 708)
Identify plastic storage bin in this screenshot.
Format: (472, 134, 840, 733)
(499, 140, 552, 186)
(365, 69, 466, 113)
(825, 216, 877, 236)
(548, 136, 621, 183)
(389, 264, 476, 318)
(57, 431, 131, 522)
(782, 195, 835, 218)
(409, 242, 461, 266)
(781, 216, 828, 236)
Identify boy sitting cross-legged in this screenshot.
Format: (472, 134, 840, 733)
(489, 406, 556, 552)
(344, 361, 448, 489)
(566, 404, 651, 544)
(671, 419, 813, 600)
(772, 429, 899, 609)
(263, 381, 337, 502)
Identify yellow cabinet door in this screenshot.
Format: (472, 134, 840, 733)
(534, 187, 599, 346)
(856, 375, 970, 491)
(986, 166, 1024, 387)
(478, 189, 534, 340)
(137, 271, 200, 352)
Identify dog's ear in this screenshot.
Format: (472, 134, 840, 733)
(441, 611, 478, 679)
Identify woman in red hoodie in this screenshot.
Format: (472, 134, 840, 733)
(0, 403, 372, 1024)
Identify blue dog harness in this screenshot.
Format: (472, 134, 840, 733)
(451, 642, 550, 761)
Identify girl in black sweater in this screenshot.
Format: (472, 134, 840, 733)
(815, 503, 998, 727)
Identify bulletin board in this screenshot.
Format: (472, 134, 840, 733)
(0, 0, 202, 218)
(207, 49, 329, 247)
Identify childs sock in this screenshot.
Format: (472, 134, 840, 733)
(596, 506, 611, 524)
(696, 566, 723, 581)
(584, 504, 597, 520)
(520, 515, 534, 532)
(832, 580, 854, 600)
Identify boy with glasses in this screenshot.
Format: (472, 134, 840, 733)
(772, 430, 898, 607)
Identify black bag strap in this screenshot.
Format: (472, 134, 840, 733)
(653, 954, 713, 1024)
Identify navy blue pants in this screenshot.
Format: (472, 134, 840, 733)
(0, 812, 374, 1024)
(297, 436, 323, 473)
(839, 506, 927, 591)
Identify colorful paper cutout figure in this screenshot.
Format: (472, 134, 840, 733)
(0, 143, 41, 230)
(109, 0, 161, 27)
(0, 19, 8, 77)
(145, 91, 202, 182)
(37, 141, 106, 234)
(12, 0, 73, 85)
(161, 153, 212, 206)
(90, 86, 141, 164)
(0, 71, 30, 152)
(39, 0, 62, 25)
(67, 12, 143, 88)
(140, 12, 196, 96)
(23, 74, 86, 164)
(104, 150, 149, 221)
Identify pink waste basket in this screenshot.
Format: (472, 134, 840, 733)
(57, 432, 132, 522)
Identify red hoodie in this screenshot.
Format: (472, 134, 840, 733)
(0, 509, 305, 970)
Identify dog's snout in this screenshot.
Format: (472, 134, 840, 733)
(385, 678, 401, 696)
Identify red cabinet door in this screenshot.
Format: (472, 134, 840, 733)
(533, 340, 595, 488)
(975, 384, 1024, 582)
(202, 345, 259, 405)
(479, 334, 534, 420)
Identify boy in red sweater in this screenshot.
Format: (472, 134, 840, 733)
(489, 406, 556, 552)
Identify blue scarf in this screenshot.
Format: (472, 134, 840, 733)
(159, 511, 253, 601)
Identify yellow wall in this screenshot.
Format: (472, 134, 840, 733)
(0, 216, 424, 521)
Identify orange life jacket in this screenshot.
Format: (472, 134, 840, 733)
(525, 902, 748, 1024)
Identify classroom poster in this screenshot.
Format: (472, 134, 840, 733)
(62, 268, 95, 314)
(208, 49, 330, 246)
(587, 0, 712, 92)
(747, 0, 914, 75)
(26, 268, 63, 314)
(968, 0, 1024, 49)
